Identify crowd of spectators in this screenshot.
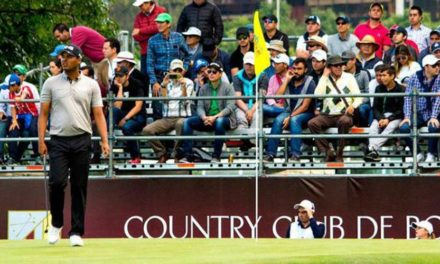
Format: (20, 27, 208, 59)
(1, 1, 440, 165)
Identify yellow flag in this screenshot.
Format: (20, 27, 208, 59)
(253, 11, 271, 76)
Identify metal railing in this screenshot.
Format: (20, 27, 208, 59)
(1, 85, 437, 178)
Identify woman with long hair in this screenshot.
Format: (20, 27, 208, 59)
(412, 220, 436, 239)
(49, 58, 63, 76)
(394, 45, 421, 85)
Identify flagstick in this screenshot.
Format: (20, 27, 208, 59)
(255, 74, 259, 240)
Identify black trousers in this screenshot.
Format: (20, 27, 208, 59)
(48, 133, 91, 236)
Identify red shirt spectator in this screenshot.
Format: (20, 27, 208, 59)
(132, 1, 166, 56)
(71, 26, 106, 63)
(9, 86, 39, 117)
(354, 20, 391, 59)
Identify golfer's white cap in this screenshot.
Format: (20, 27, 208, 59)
(294, 199, 315, 212)
(412, 220, 434, 235)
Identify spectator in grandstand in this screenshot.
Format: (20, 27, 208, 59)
(0, 82, 10, 165)
(49, 44, 66, 59)
(52, 23, 105, 65)
(327, 16, 359, 56)
(182, 27, 203, 70)
(80, 63, 95, 78)
(132, 0, 166, 76)
(383, 26, 418, 65)
(7, 73, 40, 165)
(418, 28, 440, 64)
(304, 36, 328, 66)
(179, 62, 236, 163)
(230, 27, 254, 77)
(400, 54, 440, 162)
(353, 2, 391, 58)
(246, 24, 254, 42)
(110, 66, 146, 164)
(264, 57, 316, 162)
(310, 50, 327, 86)
(394, 45, 422, 85)
(115, 51, 149, 96)
(234, 52, 268, 149)
(342, 50, 372, 127)
(364, 66, 404, 162)
(147, 13, 190, 120)
(287, 199, 325, 239)
(412, 220, 436, 239)
(197, 44, 232, 82)
(308, 55, 362, 162)
(177, 0, 224, 47)
(193, 58, 210, 95)
(406, 6, 431, 52)
(356, 35, 383, 79)
(142, 59, 194, 163)
(39, 44, 109, 247)
(12, 64, 40, 113)
(264, 40, 289, 79)
(263, 14, 289, 55)
(368, 64, 387, 106)
(97, 38, 120, 90)
(264, 53, 290, 118)
(296, 16, 327, 58)
(49, 59, 63, 76)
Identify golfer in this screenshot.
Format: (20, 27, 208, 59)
(412, 220, 436, 239)
(38, 44, 109, 247)
(287, 199, 325, 239)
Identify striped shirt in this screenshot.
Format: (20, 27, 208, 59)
(146, 32, 190, 84)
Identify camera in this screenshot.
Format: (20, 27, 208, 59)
(168, 73, 181, 80)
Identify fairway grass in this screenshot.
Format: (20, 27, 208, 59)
(1, 239, 440, 263)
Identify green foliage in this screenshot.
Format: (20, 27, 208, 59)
(0, 0, 118, 80)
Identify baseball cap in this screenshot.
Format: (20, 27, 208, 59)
(155, 13, 172, 23)
(311, 50, 327, 61)
(7, 74, 21, 87)
(50, 44, 66, 57)
(336, 16, 350, 24)
(430, 27, 440, 36)
(272, 53, 290, 65)
(182, 27, 202, 37)
(207, 62, 223, 72)
(243, 52, 254, 65)
(431, 42, 440, 53)
(246, 24, 254, 33)
(61, 44, 82, 58)
(390, 25, 407, 36)
(170, 59, 184, 70)
(132, 0, 153, 7)
(422, 54, 440, 67)
(305, 15, 321, 25)
(12, 64, 28, 75)
(294, 199, 315, 212)
(236, 27, 250, 39)
(114, 66, 129, 77)
(341, 50, 356, 60)
(80, 62, 88, 70)
(194, 59, 209, 73)
(412, 220, 433, 235)
(262, 14, 278, 23)
(115, 51, 136, 64)
(370, 2, 384, 11)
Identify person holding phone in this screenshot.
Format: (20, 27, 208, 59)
(142, 59, 194, 163)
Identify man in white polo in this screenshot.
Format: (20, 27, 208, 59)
(287, 199, 325, 239)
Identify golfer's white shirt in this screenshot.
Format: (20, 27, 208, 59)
(289, 221, 322, 239)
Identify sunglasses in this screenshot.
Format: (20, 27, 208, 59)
(331, 64, 344, 68)
(115, 73, 126, 77)
(264, 19, 274, 24)
(308, 44, 318, 48)
(237, 35, 248, 41)
(396, 55, 408, 61)
(336, 22, 347, 25)
(207, 70, 219, 74)
(173, 69, 183, 73)
(430, 64, 440, 68)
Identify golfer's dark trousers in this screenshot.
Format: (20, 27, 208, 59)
(48, 133, 91, 237)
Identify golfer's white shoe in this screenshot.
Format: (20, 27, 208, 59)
(48, 226, 62, 245)
(69, 235, 84, 247)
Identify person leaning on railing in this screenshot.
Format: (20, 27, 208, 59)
(399, 55, 440, 163)
(308, 55, 362, 162)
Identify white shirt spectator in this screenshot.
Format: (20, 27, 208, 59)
(406, 24, 432, 51)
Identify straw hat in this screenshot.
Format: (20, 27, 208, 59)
(356, 35, 380, 50)
(306, 36, 328, 52)
(268, 40, 286, 53)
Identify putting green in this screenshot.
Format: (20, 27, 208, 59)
(1, 239, 440, 263)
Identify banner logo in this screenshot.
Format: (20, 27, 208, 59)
(8, 211, 50, 240)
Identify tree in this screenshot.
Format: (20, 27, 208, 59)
(0, 0, 118, 81)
